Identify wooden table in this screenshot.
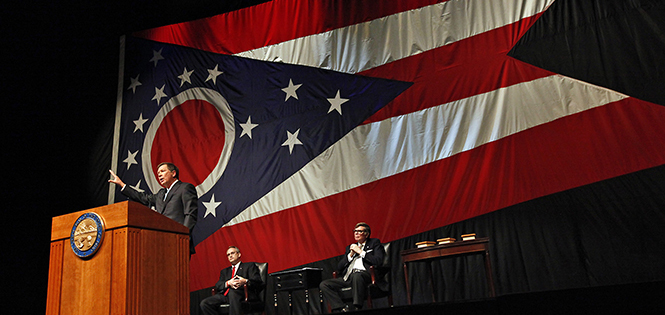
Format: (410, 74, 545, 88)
(400, 237, 495, 304)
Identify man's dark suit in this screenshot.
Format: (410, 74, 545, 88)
(320, 237, 385, 310)
(121, 180, 198, 252)
(200, 262, 263, 315)
(121, 180, 198, 230)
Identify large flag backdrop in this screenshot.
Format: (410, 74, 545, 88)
(111, 0, 665, 300)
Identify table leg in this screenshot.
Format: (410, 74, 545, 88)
(427, 262, 436, 303)
(403, 262, 412, 305)
(484, 249, 496, 297)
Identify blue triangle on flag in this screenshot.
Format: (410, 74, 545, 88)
(116, 36, 412, 245)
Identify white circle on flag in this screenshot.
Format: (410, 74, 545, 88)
(141, 87, 235, 196)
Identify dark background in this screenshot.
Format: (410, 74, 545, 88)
(3, 1, 266, 313)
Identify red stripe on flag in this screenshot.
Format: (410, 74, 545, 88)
(134, 0, 445, 54)
(361, 15, 550, 123)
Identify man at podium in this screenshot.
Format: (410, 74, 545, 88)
(108, 162, 198, 253)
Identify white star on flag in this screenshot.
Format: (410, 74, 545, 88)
(239, 116, 259, 139)
(281, 129, 303, 154)
(123, 150, 138, 170)
(205, 65, 223, 84)
(203, 194, 222, 218)
(149, 48, 164, 67)
(177, 67, 194, 87)
(327, 90, 349, 115)
(133, 113, 148, 133)
(128, 74, 142, 94)
(129, 180, 145, 193)
(281, 79, 302, 101)
(152, 84, 167, 105)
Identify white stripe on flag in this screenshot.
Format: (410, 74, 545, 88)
(235, 0, 555, 73)
(226, 75, 628, 227)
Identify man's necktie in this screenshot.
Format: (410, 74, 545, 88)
(224, 265, 236, 296)
(343, 244, 363, 281)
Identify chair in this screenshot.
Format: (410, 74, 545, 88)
(331, 243, 393, 309)
(211, 262, 269, 314)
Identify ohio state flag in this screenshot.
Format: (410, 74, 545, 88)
(112, 0, 665, 292)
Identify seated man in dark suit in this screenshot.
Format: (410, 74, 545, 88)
(200, 246, 263, 315)
(320, 222, 385, 312)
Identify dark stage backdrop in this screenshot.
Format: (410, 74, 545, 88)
(93, 0, 665, 313)
(5, 1, 274, 314)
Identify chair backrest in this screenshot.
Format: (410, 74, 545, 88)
(254, 262, 269, 301)
(381, 243, 391, 268)
(377, 243, 392, 283)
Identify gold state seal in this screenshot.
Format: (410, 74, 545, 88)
(70, 212, 105, 258)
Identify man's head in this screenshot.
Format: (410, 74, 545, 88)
(226, 246, 242, 265)
(157, 162, 179, 188)
(353, 222, 371, 243)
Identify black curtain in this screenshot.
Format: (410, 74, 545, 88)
(509, 0, 665, 108)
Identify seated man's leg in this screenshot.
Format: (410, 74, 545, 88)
(227, 288, 245, 315)
(200, 293, 228, 315)
(349, 271, 371, 309)
(319, 278, 348, 312)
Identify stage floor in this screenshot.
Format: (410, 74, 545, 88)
(340, 281, 665, 315)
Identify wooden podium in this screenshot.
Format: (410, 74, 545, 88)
(46, 201, 190, 315)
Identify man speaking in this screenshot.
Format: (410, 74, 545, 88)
(108, 162, 198, 253)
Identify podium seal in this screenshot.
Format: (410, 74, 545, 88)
(70, 212, 105, 258)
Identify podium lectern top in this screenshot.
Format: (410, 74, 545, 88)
(51, 201, 189, 241)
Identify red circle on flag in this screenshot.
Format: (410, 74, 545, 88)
(150, 99, 226, 186)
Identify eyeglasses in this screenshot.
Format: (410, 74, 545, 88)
(353, 229, 367, 234)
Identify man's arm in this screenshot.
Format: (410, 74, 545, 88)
(361, 238, 385, 267)
(231, 263, 263, 290)
(214, 268, 230, 292)
(180, 183, 198, 231)
(109, 170, 156, 207)
(337, 245, 353, 273)
(245, 263, 263, 288)
(121, 183, 158, 207)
